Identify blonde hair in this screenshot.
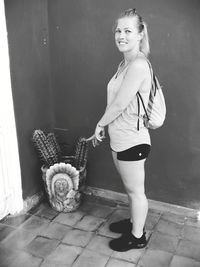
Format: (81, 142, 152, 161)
(114, 8, 150, 57)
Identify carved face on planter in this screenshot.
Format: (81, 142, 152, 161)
(55, 178, 69, 197)
(52, 174, 73, 202)
(45, 163, 80, 212)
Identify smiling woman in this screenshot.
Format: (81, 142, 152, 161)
(88, 8, 157, 252)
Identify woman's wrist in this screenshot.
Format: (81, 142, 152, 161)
(97, 122, 104, 128)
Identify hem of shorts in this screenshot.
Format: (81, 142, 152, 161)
(110, 142, 151, 153)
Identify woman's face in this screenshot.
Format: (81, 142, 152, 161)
(115, 17, 142, 53)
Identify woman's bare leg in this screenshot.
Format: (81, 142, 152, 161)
(117, 159, 148, 238)
(112, 151, 132, 214)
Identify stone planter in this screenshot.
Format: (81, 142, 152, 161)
(41, 161, 86, 212)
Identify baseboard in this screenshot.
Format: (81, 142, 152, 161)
(15, 186, 199, 218)
(84, 186, 198, 218)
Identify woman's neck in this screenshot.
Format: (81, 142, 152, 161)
(124, 49, 141, 64)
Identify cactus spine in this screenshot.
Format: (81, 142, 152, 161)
(47, 132, 62, 158)
(32, 130, 61, 167)
(74, 137, 89, 170)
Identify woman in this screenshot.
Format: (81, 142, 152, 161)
(92, 8, 152, 252)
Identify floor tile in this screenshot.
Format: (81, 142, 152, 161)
(182, 225, 200, 241)
(41, 221, 71, 240)
(138, 249, 173, 267)
(79, 200, 97, 213)
(45, 243, 82, 265)
(0, 223, 15, 242)
(0, 243, 18, 267)
(86, 234, 113, 256)
(25, 236, 60, 258)
(1, 228, 36, 250)
(62, 228, 94, 247)
(72, 248, 109, 267)
(74, 215, 105, 231)
(1, 213, 31, 227)
(148, 201, 197, 218)
(170, 255, 200, 267)
(176, 239, 200, 262)
(99, 198, 118, 208)
(33, 202, 59, 220)
(145, 212, 161, 231)
(40, 261, 71, 267)
(82, 195, 117, 208)
(148, 208, 162, 216)
(97, 220, 121, 238)
(145, 230, 152, 241)
(106, 258, 136, 267)
(112, 247, 145, 263)
(8, 251, 42, 267)
(185, 217, 200, 228)
(19, 215, 50, 234)
(98, 209, 130, 238)
(155, 218, 184, 236)
(53, 211, 84, 226)
(80, 202, 114, 218)
(28, 202, 46, 215)
(148, 231, 179, 253)
(161, 212, 186, 224)
(110, 209, 130, 221)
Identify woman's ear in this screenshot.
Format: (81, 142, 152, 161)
(138, 31, 144, 41)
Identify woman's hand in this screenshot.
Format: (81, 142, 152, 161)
(95, 124, 105, 143)
(86, 134, 99, 147)
(87, 125, 105, 147)
(92, 136, 100, 147)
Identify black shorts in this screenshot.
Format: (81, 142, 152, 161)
(116, 144, 151, 161)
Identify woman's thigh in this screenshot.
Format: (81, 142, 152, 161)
(117, 159, 146, 195)
(112, 151, 120, 174)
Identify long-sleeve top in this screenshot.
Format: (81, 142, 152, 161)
(100, 60, 151, 152)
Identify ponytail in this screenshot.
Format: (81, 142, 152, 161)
(140, 22, 150, 57)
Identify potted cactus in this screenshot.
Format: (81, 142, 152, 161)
(32, 130, 89, 212)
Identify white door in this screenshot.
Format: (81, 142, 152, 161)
(0, 1, 23, 220)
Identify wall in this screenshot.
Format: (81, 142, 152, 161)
(4, 0, 54, 199)
(4, 0, 200, 208)
(48, 0, 200, 209)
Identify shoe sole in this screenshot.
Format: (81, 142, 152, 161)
(109, 242, 147, 252)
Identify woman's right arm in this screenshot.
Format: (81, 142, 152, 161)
(97, 58, 147, 127)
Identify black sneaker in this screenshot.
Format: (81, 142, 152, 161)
(109, 232, 147, 252)
(109, 218, 132, 233)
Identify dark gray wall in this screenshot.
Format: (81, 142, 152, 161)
(5, 0, 54, 198)
(48, 0, 200, 209)
(5, 0, 200, 208)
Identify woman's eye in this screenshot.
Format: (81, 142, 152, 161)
(115, 29, 121, 33)
(125, 30, 131, 33)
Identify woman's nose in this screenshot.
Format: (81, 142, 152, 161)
(119, 31, 126, 38)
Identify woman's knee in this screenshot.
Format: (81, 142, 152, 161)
(127, 189, 146, 201)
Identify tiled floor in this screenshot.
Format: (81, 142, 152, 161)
(1, 195, 200, 267)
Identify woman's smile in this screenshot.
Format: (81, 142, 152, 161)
(117, 41, 128, 48)
(118, 41, 128, 45)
